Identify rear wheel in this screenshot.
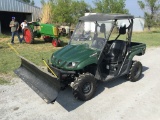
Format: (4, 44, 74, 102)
(128, 61, 142, 82)
(72, 73, 97, 101)
(23, 26, 34, 44)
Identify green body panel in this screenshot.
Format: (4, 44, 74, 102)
(27, 22, 39, 30)
(27, 22, 58, 38)
(51, 44, 99, 70)
(128, 42, 146, 59)
(51, 42, 146, 71)
(40, 23, 55, 37)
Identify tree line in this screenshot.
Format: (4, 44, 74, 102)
(20, 0, 35, 6)
(40, 0, 128, 26)
(23, 0, 160, 31)
(138, 0, 160, 31)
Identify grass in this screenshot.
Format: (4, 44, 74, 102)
(0, 78, 10, 85)
(110, 30, 160, 47)
(132, 31, 160, 47)
(0, 33, 10, 38)
(0, 30, 160, 84)
(0, 36, 68, 84)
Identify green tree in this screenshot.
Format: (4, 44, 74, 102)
(30, 0, 35, 6)
(69, 0, 89, 25)
(138, 0, 160, 31)
(52, 0, 72, 25)
(40, 0, 45, 5)
(21, 0, 30, 3)
(93, 0, 128, 13)
(51, 0, 89, 26)
(21, 0, 35, 6)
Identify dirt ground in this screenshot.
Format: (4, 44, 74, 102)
(1, 47, 160, 120)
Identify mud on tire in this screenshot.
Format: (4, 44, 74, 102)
(72, 73, 97, 101)
(128, 61, 142, 82)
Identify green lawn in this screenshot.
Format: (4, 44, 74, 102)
(0, 36, 68, 84)
(132, 31, 160, 47)
(0, 31, 160, 84)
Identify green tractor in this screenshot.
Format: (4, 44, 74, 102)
(15, 14, 146, 103)
(23, 22, 60, 47)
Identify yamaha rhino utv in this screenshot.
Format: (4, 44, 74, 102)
(15, 14, 146, 103)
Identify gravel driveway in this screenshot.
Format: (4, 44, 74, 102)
(0, 47, 160, 120)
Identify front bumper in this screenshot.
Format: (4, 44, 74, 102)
(48, 64, 76, 79)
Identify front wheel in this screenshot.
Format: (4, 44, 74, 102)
(127, 61, 142, 82)
(52, 39, 60, 47)
(72, 73, 97, 101)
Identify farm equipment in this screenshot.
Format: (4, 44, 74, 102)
(15, 14, 146, 103)
(23, 22, 60, 47)
(59, 26, 74, 36)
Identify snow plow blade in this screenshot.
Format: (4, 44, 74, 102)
(14, 56, 61, 103)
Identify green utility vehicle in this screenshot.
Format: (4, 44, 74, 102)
(24, 22, 60, 47)
(15, 14, 146, 103)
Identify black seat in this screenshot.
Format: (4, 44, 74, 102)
(105, 40, 126, 63)
(105, 23, 127, 63)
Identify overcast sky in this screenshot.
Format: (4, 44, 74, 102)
(34, 0, 144, 17)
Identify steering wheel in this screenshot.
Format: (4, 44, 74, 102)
(91, 39, 105, 49)
(97, 40, 105, 48)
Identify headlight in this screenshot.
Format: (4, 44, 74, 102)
(51, 53, 54, 59)
(67, 62, 79, 68)
(51, 55, 56, 61)
(72, 62, 76, 67)
(51, 55, 56, 63)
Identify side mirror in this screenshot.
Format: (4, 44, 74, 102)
(100, 24, 106, 33)
(119, 25, 126, 34)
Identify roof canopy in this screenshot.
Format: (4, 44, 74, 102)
(79, 13, 134, 21)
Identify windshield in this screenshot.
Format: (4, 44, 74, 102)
(70, 20, 113, 50)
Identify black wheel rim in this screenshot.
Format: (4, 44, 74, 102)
(82, 82, 91, 94)
(133, 65, 141, 78)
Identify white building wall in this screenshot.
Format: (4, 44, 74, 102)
(84, 13, 145, 32)
(118, 18, 145, 32)
(133, 18, 145, 32)
(84, 13, 96, 32)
